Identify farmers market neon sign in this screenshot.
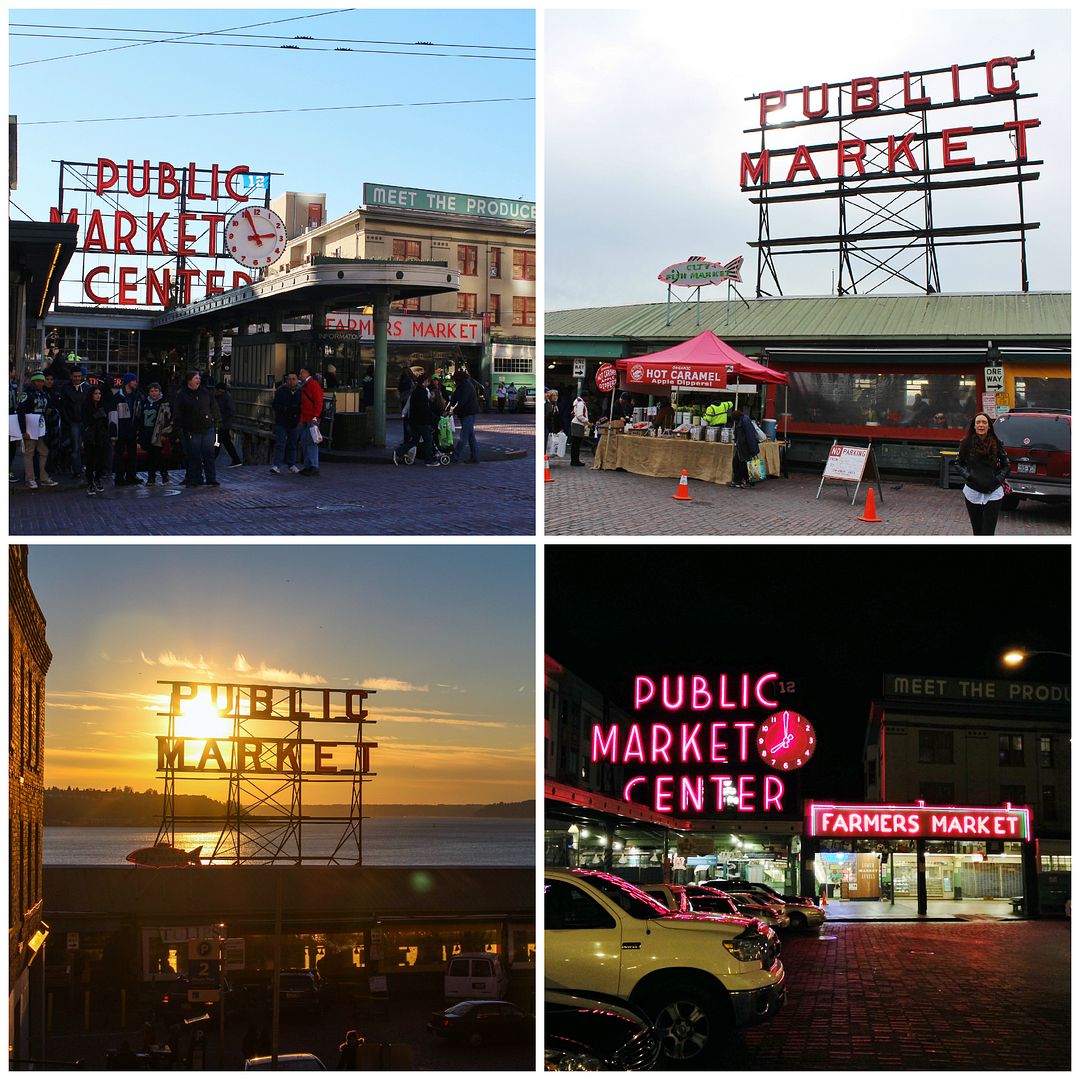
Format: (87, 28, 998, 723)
(808, 802, 1031, 839)
(590, 673, 801, 815)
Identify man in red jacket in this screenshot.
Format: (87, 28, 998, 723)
(298, 365, 324, 476)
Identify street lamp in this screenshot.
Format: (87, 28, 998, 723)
(1002, 648, 1071, 668)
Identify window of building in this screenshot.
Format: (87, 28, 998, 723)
(1000, 784, 1026, 805)
(489, 294, 500, 326)
(513, 248, 535, 281)
(998, 734, 1024, 767)
(391, 297, 420, 313)
(457, 293, 478, 316)
(785, 371, 977, 430)
(494, 355, 534, 376)
(1039, 736, 1054, 769)
(392, 238, 422, 261)
(545, 879, 616, 931)
(457, 245, 478, 277)
(513, 296, 536, 327)
(490, 248, 502, 278)
(918, 729, 953, 764)
(1013, 377, 1071, 410)
(919, 781, 954, 803)
(1041, 786, 1057, 821)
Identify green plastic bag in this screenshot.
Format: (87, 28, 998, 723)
(438, 415, 455, 451)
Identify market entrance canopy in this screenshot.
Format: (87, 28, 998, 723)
(615, 330, 788, 393)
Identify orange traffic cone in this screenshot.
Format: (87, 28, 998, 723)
(544, 455, 554, 483)
(820, 887, 828, 907)
(672, 470, 692, 501)
(857, 486, 882, 523)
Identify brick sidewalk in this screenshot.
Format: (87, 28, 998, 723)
(9, 415, 536, 537)
(734, 921, 1070, 1069)
(544, 458, 1070, 536)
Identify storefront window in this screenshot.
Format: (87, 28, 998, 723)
(1039, 736, 1054, 768)
(787, 371, 977, 428)
(998, 734, 1024, 766)
(381, 923, 500, 972)
(1013, 376, 1070, 410)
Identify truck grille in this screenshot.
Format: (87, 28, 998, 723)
(611, 1027, 662, 1071)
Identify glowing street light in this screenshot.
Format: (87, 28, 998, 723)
(1002, 648, 1070, 668)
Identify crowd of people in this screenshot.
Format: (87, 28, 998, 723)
(393, 363, 485, 467)
(11, 355, 327, 495)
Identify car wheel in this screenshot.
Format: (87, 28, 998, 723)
(788, 911, 807, 930)
(640, 982, 728, 1067)
(1001, 493, 1020, 511)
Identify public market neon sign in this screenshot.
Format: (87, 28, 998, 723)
(808, 802, 1031, 840)
(590, 673, 793, 815)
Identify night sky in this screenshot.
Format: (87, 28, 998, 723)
(546, 544, 1071, 804)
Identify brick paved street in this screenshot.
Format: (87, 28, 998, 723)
(10, 415, 536, 537)
(544, 457, 1071, 536)
(732, 921, 1070, 1069)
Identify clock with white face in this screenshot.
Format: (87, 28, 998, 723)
(757, 710, 815, 771)
(225, 206, 287, 269)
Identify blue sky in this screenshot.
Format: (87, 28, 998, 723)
(9, 8, 536, 223)
(28, 544, 535, 804)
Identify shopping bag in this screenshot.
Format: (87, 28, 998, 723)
(438, 415, 455, 451)
(311, 423, 324, 445)
(546, 433, 557, 458)
(746, 454, 766, 483)
(555, 431, 567, 458)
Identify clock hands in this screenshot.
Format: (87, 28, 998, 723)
(242, 209, 263, 247)
(769, 732, 794, 755)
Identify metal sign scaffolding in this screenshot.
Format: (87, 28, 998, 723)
(154, 681, 377, 865)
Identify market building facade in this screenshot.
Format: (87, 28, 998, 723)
(9, 546, 51, 1065)
(545, 656, 1068, 915)
(546, 291, 1070, 472)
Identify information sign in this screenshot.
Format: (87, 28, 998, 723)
(816, 440, 883, 505)
(981, 393, 998, 418)
(984, 364, 1005, 392)
(573, 359, 586, 378)
(595, 363, 618, 393)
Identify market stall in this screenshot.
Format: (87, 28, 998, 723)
(594, 331, 789, 484)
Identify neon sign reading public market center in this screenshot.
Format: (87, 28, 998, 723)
(590, 673, 811, 815)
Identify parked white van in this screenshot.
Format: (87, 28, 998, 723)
(444, 952, 509, 1002)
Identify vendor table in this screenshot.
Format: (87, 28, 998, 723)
(593, 433, 782, 485)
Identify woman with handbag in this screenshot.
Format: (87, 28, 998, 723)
(569, 394, 589, 466)
(956, 412, 1010, 535)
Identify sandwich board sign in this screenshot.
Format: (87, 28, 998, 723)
(816, 441, 883, 505)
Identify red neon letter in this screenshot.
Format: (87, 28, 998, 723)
(176, 268, 199, 305)
(887, 133, 918, 172)
(986, 56, 1018, 95)
(785, 146, 820, 183)
(186, 161, 207, 201)
(84, 266, 111, 304)
(710, 723, 729, 764)
(838, 138, 867, 176)
(681, 724, 703, 763)
(49, 207, 79, 225)
(201, 213, 225, 256)
(951, 64, 961, 102)
(737, 775, 755, 812)
(591, 725, 618, 762)
(623, 776, 646, 802)
(125, 159, 151, 198)
(654, 776, 674, 813)
(83, 210, 108, 252)
(764, 775, 784, 812)
(624, 725, 645, 763)
(145, 212, 171, 254)
(634, 676, 655, 710)
(1003, 117, 1039, 160)
(225, 165, 251, 201)
(177, 213, 199, 256)
(850, 76, 879, 113)
(740, 151, 770, 187)
(650, 724, 673, 763)
(95, 157, 118, 195)
(802, 83, 828, 119)
(660, 676, 684, 711)
(680, 776, 704, 813)
(231, 271, 252, 290)
(758, 90, 786, 127)
(205, 270, 225, 296)
(902, 72, 930, 108)
(314, 743, 337, 774)
(158, 161, 180, 200)
(114, 211, 138, 254)
(117, 266, 138, 305)
(734, 721, 755, 761)
(755, 673, 779, 708)
(941, 127, 975, 168)
(691, 676, 712, 711)
(146, 268, 171, 307)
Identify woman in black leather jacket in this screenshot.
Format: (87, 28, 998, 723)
(956, 412, 1010, 535)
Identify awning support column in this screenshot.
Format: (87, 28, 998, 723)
(372, 293, 390, 446)
(916, 837, 928, 916)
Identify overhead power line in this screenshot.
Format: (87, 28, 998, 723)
(11, 33, 533, 62)
(11, 22, 535, 52)
(10, 9, 351, 68)
(21, 95, 536, 127)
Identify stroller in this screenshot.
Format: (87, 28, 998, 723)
(396, 415, 453, 466)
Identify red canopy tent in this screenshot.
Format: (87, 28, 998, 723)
(614, 330, 787, 394)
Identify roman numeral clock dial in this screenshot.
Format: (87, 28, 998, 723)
(226, 206, 288, 269)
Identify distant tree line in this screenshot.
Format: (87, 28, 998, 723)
(44, 787, 535, 825)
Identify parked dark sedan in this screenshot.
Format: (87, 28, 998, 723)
(427, 999, 533, 1047)
(545, 990, 660, 1071)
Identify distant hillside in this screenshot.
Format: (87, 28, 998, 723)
(44, 788, 534, 826)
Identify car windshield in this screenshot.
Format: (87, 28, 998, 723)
(995, 414, 1071, 452)
(446, 1001, 477, 1016)
(577, 872, 671, 920)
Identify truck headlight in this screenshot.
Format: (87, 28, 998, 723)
(723, 928, 769, 963)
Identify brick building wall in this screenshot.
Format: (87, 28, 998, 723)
(9, 545, 51, 1061)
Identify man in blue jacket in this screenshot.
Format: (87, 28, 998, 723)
(270, 372, 302, 475)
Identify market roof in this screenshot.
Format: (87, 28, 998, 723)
(547, 291, 1071, 346)
(10, 220, 79, 322)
